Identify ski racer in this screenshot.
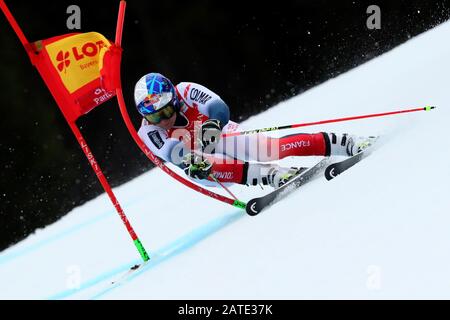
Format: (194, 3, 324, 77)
(135, 73, 374, 188)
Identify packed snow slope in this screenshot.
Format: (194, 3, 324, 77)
(1, 21, 450, 300)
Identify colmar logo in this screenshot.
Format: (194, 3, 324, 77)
(214, 171, 234, 180)
(56, 51, 71, 73)
(190, 88, 212, 104)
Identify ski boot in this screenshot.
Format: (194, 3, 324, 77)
(268, 166, 308, 189)
(245, 163, 307, 189)
(326, 133, 378, 156)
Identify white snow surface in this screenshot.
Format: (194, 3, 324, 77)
(1, 21, 450, 299)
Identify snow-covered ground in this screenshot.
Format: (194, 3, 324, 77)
(1, 20, 450, 300)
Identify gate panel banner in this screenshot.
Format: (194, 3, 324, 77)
(32, 32, 115, 122)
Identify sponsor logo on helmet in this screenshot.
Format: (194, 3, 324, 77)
(145, 94, 161, 105)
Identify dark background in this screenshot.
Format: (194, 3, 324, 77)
(1, 0, 449, 251)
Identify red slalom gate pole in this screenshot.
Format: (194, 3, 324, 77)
(115, 87, 246, 209)
(222, 106, 436, 138)
(69, 122, 150, 262)
(113, 1, 246, 210)
(0, 1, 28, 47)
(1, 0, 150, 262)
(115, 1, 126, 46)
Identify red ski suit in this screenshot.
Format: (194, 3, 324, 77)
(138, 82, 328, 184)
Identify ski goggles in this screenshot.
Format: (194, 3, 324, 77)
(144, 104, 176, 124)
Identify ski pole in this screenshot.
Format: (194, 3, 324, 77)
(209, 174, 247, 210)
(209, 174, 239, 201)
(222, 106, 436, 138)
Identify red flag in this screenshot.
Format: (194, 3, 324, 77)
(1, 0, 151, 262)
(30, 32, 117, 122)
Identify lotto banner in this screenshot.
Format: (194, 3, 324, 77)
(31, 32, 118, 122)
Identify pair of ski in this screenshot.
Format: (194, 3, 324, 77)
(245, 148, 370, 216)
(112, 149, 369, 284)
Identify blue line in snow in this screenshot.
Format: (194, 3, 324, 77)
(0, 198, 143, 266)
(48, 210, 243, 300)
(0, 213, 110, 266)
